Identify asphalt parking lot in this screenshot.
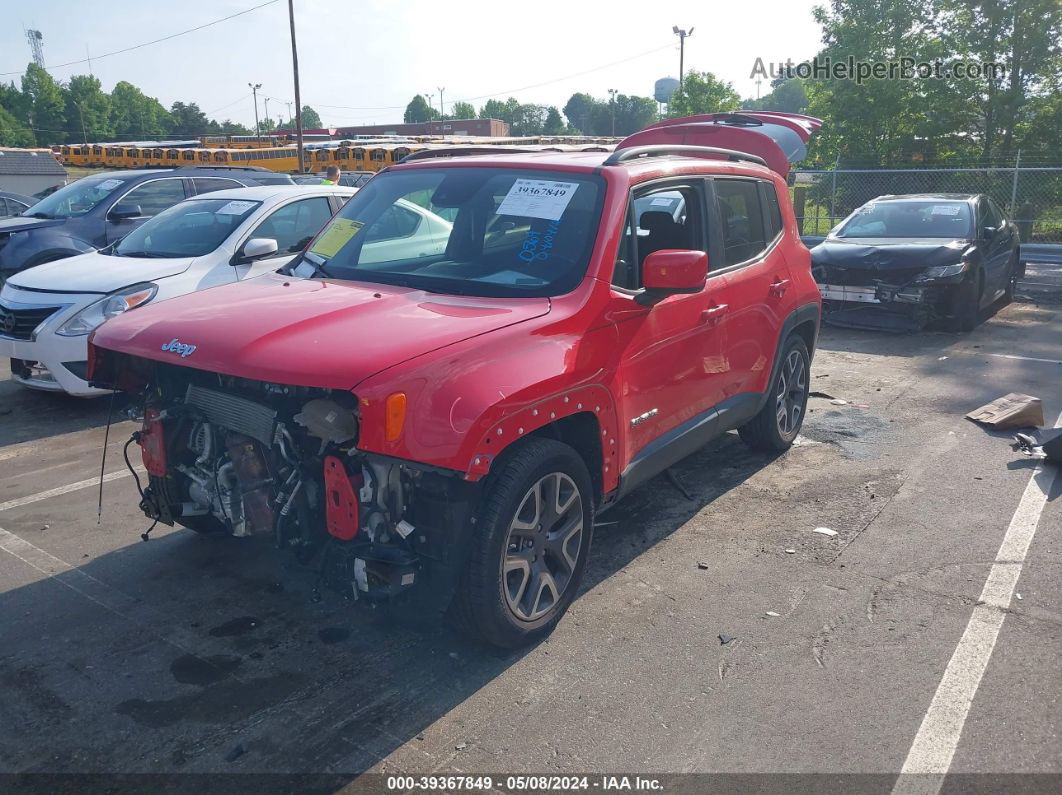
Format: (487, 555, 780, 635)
(1, 268, 1060, 788)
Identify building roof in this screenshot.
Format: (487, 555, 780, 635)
(0, 148, 67, 177)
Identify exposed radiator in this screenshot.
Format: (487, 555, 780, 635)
(184, 385, 277, 444)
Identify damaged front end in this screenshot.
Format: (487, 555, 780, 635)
(93, 347, 479, 612)
(812, 238, 974, 332)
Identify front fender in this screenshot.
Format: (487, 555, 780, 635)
(353, 304, 621, 490)
(1, 230, 96, 273)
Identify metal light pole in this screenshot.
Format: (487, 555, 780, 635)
(438, 86, 445, 119)
(608, 89, 618, 136)
(672, 26, 694, 90)
(248, 82, 262, 138)
(263, 96, 270, 131)
(287, 0, 305, 172)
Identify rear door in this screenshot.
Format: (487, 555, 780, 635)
(710, 177, 790, 401)
(980, 197, 1013, 299)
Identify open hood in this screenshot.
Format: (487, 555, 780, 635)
(90, 273, 551, 390)
(615, 112, 822, 177)
(8, 250, 196, 294)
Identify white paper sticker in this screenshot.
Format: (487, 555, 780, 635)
(292, 260, 317, 278)
(217, 200, 257, 215)
(98, 179, 124, 191)
(931, 204, 961, 215)
(650, 197, 673, 206)
(496, 179, 579, 221)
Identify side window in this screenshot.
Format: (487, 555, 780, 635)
(193, 177, 242, 194)
(985, 198, 1004, 227)
(250, 197, 333, 254)
(120, 179, 188, 217)
(715, 179, 768, 266)
(762, 181, 784, 239)
(613, 184, 705, 290)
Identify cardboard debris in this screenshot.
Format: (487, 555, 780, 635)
(966, 393, 1044, 430)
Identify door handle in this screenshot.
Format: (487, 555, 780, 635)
(701, 304, 728, 324)
(770, 278, 791, 296)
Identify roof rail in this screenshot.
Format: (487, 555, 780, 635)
(399, 146, 540, 163)
(604, 145, 767, 168)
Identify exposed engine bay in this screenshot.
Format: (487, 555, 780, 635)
(114, 360, 477, 608)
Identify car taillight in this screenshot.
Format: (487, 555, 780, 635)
(323, 455, 362, 540)
(140, 408, 167, 477)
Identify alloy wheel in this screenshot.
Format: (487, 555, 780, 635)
(775, 349, 807, 437)
(501, 472, 584, 622)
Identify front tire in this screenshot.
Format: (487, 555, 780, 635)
(454, 438, 593, 649)
(739, 334, 811, 452)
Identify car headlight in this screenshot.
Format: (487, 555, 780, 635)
(921, 262, 969, 279)
(56, 283, 158, 336)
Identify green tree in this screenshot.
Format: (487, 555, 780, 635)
(479, 98, 508, 121)
(169, 101, 210, 137)
(742, 78, 809, 113)
(613, 94, 659, 135)
(543, 106, 565, 134)
(21, 63, 66, 144)
(0, 105, 35, 147)
(110, 81, 171, 139)
(449, 100, 476, 120)
(562, 93, 596, 133)
(64, 75, 112, 143)
(937, 0, 1062, 163)
(300, 105, 323, 128)
(667, 71, 740, 118)
(219, 119, 253, 135)
(403, 95, 433, 123)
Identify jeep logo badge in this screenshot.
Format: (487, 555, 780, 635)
(161, 338, 197, 358)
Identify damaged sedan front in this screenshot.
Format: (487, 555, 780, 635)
(811, 194, 1020, 332)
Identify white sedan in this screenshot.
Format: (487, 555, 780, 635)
(0, 185, 354, 396)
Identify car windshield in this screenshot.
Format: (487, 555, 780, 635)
(835, 200, 973, 239)
(114, 198, 261, 258)
(24, 176, 131, 219)
(294, 167, 604, 298)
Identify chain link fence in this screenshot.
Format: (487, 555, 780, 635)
(790, 166, 1062, 243)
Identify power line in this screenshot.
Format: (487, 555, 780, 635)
(0, 0, 281, 77)
(262, 42, 675, 114)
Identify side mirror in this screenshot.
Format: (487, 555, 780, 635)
(637, 249, 708, 305)
(237, 237, 279, 263)
(108, 204, 142, 221)
(982, 225, 997, 241)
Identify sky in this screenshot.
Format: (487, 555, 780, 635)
(3, 0, 824, 129)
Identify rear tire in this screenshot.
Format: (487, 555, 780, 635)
(453, 438, 593, 649)
(738, 334, 811, 452)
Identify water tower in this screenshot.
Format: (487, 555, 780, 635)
(654, 77, 680, 105)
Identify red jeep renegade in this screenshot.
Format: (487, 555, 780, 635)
(90, 113, 823, 648)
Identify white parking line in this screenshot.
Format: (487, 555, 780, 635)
(893, 411, 1062, 794)
(0, 469, 137, 513)
(985, 353, 1062, 366)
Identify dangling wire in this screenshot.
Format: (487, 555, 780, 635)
(97, 388, 118, 525)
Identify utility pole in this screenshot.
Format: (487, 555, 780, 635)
(672, 26, 694, 90)
(285, 101, 293, 130)
(74, 101, 88, 144)
(286, 0, 303, 171)
(608, 88, 618, 136)
(438, 87, 445, 119)
(287, 0, 305, 172)
(263, 96, 271, 131)
(248, 82, 262, 138)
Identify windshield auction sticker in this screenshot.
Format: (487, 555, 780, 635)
(931, 205, 961, 215)
(309, 217, 364, 258)
(497, 179, 579, 221)
(217, 200, 257, 215)
(98, 179, 124, 191)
